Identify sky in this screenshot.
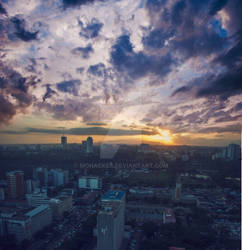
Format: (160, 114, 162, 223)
(0, 0, 241, 146)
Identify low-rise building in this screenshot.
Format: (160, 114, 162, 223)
(49, 194, 72, 220)
(0, 205, 52, 243)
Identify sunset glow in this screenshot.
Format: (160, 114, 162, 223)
(148, 129, 174, 145)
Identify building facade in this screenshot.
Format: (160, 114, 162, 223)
(97, 190, 125, 250)
(6, 171, 25, 199)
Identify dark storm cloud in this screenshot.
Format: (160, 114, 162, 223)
(142, 28, 174, 49)
(0, 3, 7, 15)
(0, 62, 38, 125)
(0, 94, 16, 125)
(56, 79, 81, 96)
(111, 35, 174, 79)
(42, 84, 57, 102)
(223, 0, 242, 34)
(62, 0, 102, 8)
(146, 0, 168, 12)
(171, 0, 186, 26)
(232, 102, 242, 112)
(79, 18, 103, 39)
(172, 68, 242, 100)
(197, 68, 242, 99)
(1, 126, 156, 136)
(209, 0, 228, 16)
(144, 0, 229, 60)
(71, 44, 93, 59)
(171, 28, 225, 58)
(10, 17, 38, 42)
(214, 31, 242, 69)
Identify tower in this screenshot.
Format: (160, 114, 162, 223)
(86, 136, 93, 153)
(6, 171, 25, 199)
(61, 136, 67, 148)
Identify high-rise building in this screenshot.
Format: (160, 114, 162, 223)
(174, 175, 182, 201)
(61, 136, 67, 148)
(26, 179, 33, 194)
(78, 176, 102, 189)
(33, 167, 48, 187)
(227, 144, 241, 160)
(49, 169, 68, 187)
(97, 190, 125, 250)
(82, 140, 87, 152)
(87, 136, 93, 153)
(0, 188, 5, 200)
(6, 171, 24, 199)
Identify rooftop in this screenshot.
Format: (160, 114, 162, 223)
(102, 190, 125, 201)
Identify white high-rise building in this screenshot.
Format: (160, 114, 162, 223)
(97, 190, 125, 250)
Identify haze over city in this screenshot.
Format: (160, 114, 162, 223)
(0, 0, 241, 146)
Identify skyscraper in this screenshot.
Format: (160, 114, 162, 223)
(6, 171, 25, 199)
(87, 136, 93, 153)
(97, 190, 125, 250)
(61, 136, 67, 148)
(227, 144, 241, 160)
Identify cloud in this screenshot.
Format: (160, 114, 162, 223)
(142, 28, 174, 49)
(209, 0, 228, 16)
(71, 44, 93, 59)
(79, 18, 103, 39)
(0, 62, 38, 125)
(0, 126, 156, 136)
(42, 84, 57, 102)
(171, 28, 225, 59)
(197, 69, 242, 99)
(111, 35, 174, 80)
(0, 3, 7, 15)
(197, 124, 241, 134)
(35, 99, 99, 121)
(56, 79, 81, 96)
(214, 31, 242, 69)
(172, 68, 242, 100)
(0, 94, 16, 125)
(86, 122, 107, 126)
(88, 63, 106, 77)
(171, 85, 193, 97)
(10, 16, 39, 42)
(76, 67, 85, 74)
(232, 102, 242, 112)
(62, 0, 100, 8)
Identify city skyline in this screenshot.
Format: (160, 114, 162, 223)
(0, 0, 241, 146)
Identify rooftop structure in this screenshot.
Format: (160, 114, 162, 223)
(25, 204, 49, 217)
(102, 190, 125, 202)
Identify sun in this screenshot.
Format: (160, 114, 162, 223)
(150, 129, 173, 144)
